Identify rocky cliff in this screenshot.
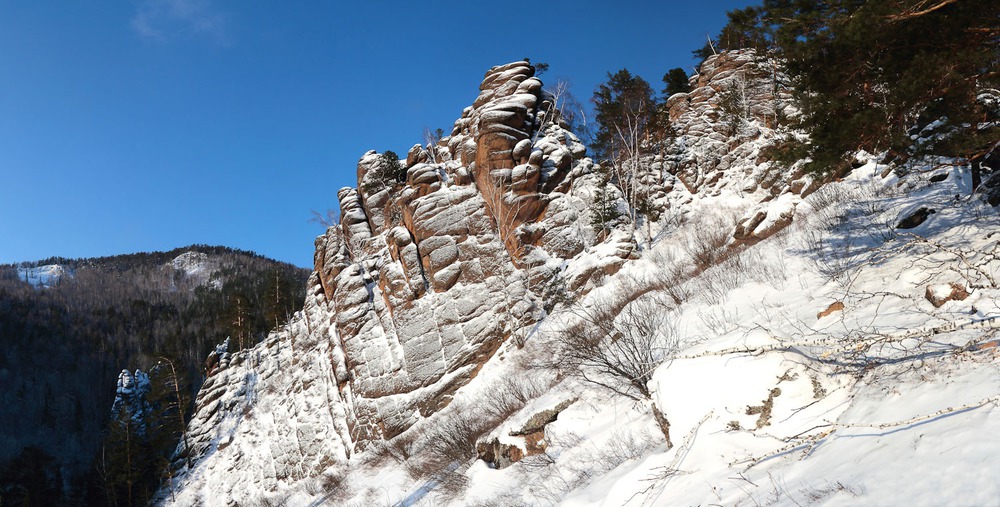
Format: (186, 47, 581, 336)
(159, 52, 829, 506)
(161, 60, 643, 504)
(160, 51, 1000, 507)
(649, 50, 822, 244)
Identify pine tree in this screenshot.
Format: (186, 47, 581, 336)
(361, 150, 406, 194)
(662, 68, 691, 98)
(592, 69, 660, 163)
(708, 0, 1000, 178)
(591, 69, 664, 240)
(589, 184, 623, 235)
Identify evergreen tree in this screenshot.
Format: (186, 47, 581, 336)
(591, 69, 660, 163)
(592, 70, 667, 241)
(774, 0, 998, 176)
(589, 170, 623, 236)
(662, 68, 691, 97)
(703, 0, 1000, 178)
(0, 446, 63, 507)
(361, 150, 406, 194)
(693, 6, 770, 60)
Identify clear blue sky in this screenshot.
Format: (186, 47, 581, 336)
(0, 1, 750, 268)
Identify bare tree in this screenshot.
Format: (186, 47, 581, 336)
(608, 96, 658, 245)
(157, 357, 192, 470)
(480, 167, 535, 347)
(308, 208, 338, 228)
(423, 127, 445, 163)
(560, 297, 676, 400)
(556, 296, 678, 445)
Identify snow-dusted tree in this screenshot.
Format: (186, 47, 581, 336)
(592, 69, 662, 243)
(422, 127, 445, 163)
(360, 150, 405, 195)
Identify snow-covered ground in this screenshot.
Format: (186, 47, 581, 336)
(304, 160, 998, 506)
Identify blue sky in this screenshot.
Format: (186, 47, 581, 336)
(0, 0, 750, 268)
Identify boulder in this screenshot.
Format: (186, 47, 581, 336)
(896, 207, 935, 229)
(925, 283, 969, 308)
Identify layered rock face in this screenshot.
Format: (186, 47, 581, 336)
(163, 61, 633, 503)
(662, 50, 802, 194)
(163, 54, 820, 504)
(313, 60, 613, 446)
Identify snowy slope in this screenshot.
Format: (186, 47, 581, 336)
(169, 251, 224, 288)
(164, 161, 999, 507)
(160, 53, 1000, 506)
(440, 161, 1000, 507)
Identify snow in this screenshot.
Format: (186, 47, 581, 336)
(163, 156, 1000, 506)
(17, 264, 71, 287)
(381, 160, 998, 507)
(160, 55, 1000, 505)
(170, 251, 222, 288)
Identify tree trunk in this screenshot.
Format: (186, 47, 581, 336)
(651, 403, 673, 449)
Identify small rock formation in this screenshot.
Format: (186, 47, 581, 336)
(925, 283, 969, 308)
(476, 398, 575, 469)
(204, 338, 230, 377)
(979, 170, 1000, 207)
(897, 207, 936, 229)
(817, 301, 845, 320)
(111, 369, 152, 434)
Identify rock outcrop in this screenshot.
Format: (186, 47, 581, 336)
(161, 53, 824, 505)
(310, 60, 618, 448)
(110, 369, 152, 434)
(161, 61, 636, 504)
(657, 50, 818, 244)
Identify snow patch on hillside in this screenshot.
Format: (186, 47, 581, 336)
(17, 264, 72, 287)
(170, 251, 222, 288)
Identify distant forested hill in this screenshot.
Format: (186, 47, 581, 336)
(0, 245, 308, 505)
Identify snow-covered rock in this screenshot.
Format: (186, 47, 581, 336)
(169, 251, 223, 288)
(111, 369, 152, 435)
(158, 60, 635, 505)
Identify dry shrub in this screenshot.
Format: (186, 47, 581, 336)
(371, 375, 549, 502)
(558, 297, 678, 401)
(681, 207, 740, 270)
(692, 243, 788, 305)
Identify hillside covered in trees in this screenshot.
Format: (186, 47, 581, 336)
(0, 246, 308, 505)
